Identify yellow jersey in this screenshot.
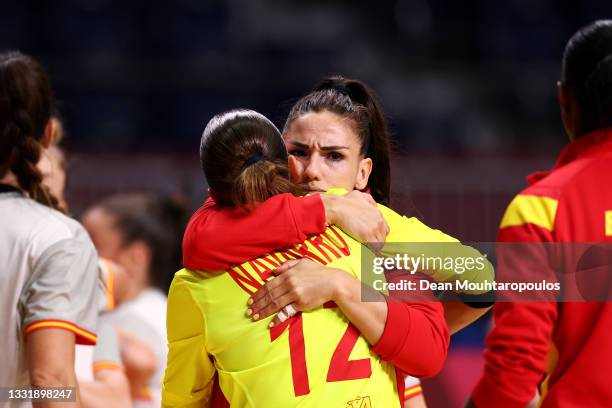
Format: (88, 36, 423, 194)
(163, 226, 400, 408)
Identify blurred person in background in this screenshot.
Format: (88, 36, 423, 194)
(184, 77, 495, 407)
(0, 50, 99, 408)
(77, 259, 132, 408)
(37, 115, 67, 211)
(468, 20, 612, 408)
(82, 193, 189, 408)
(37, 114, 132, 407)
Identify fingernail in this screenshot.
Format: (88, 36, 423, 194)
(269, 321, 275, 328)
(252, 313, 259, 321)
(246, 309, 253, 317)
(247, 298, 253, 306)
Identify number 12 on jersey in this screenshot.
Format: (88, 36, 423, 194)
(270, 311, 372, 397)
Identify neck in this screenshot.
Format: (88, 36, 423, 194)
(123, 275, 151, 303)
(0, 172, 20, 188)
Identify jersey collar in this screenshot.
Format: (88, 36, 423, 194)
(0, 184, 22, 194)
(527, 127, 612, 185)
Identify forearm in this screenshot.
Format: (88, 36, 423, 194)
(320, 194, 339, 225)
(118, 330, 156, 399)
(80, 370, 131, 408)
(404, 393, 427, 408)
(442, 299, 491, 334)
(331, 270, 388, 345)
(31, 371, 81, 408)
(331, 270, 449, 377)
(380, 240, 494, 333)
(27, 329, 82, 408)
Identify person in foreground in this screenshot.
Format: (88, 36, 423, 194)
(467, 20, 612, 408)
(162, 109, 450, 407)
(0, 51, 99, 408)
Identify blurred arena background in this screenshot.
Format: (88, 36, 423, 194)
(3, 1, 611, 406)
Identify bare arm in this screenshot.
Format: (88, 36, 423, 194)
(443, 302, 491, 334)
(439, 291, 491, 334)
(249, 259, 449, 377)
(80, 369, 131, 408)
(26, 328, 81, 408)
(248, 259, 387, 344)
(321, 191, 389, 246)
(115, 328, 156, 400)
(405, 393, 428, 408)
(328, 268, 388, 344)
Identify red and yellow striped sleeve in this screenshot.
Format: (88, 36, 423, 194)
(404, 383, 423, 399)
(24, 319, 97, 345)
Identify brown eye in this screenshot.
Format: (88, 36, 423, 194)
(327, 152, 343, 161)
(289, 149, 307, 158)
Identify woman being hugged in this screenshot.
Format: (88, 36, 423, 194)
(0, 51, 99, 408)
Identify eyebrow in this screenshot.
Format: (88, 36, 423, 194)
(286, 141, 349, 151)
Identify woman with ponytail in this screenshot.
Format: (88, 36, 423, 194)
(163, 109, 449, 407)
(183, 77, 495, 406)
(284, 76, 392, 205)
(0, 51, 99, 406)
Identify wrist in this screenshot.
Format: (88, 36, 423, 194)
(330, 269, 356, 303)
(321, 194, 338, 226)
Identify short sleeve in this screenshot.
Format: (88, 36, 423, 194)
(403, 376, 423, 399)
(162, 278, 215, 408)
(98, 258, 118, 312)
(20, 237, 99, 345)
(92, 319, 123, 372)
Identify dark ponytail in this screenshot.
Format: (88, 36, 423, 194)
(285, 76, 391, 206)
(0, 51, 62, 211)
(562, 20, 612, 134)
(200, 109, 308, 208)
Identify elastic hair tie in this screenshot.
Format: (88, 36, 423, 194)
(331, 83, 350, 96)
(320, 80, 350, 97)
(243, 154, 265, 169)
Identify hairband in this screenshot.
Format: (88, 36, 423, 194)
(243, 154, 265, 169)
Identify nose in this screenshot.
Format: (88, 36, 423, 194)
(302, 154, 323, 181)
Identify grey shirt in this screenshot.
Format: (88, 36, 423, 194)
(0, 191, 99, 406)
